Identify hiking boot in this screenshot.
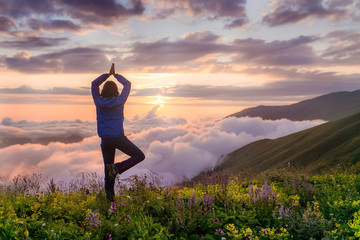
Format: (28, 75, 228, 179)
(106, 164, 118, 186)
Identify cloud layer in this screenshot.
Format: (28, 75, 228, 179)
(263, 0, 355, 26)
(0, 108, 325, 185)
(0, 118, 96, 148)
(2, 29, 359, 74)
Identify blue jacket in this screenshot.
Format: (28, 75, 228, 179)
(91, 73, 131, 138)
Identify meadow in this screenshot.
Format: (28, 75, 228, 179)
(1, 167, 360, 239)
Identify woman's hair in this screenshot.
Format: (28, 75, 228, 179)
(101, 81, 119, 99)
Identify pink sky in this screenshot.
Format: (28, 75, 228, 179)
(0, 0, 359, 121)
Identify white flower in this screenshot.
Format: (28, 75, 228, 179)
(156, 197, 161, 199)
(42, 223, 46, 226)
(114, 223, 119, 227)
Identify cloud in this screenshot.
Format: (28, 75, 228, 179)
(125, 106, 187, 133)
(1, 30, 359, 73)
(0, 85, 90, 95)
(0, 0, 145, 36)
(4, 47, 112, 73)
(62, 0, 145, 25)
(132, 71, 360, 101)
(0, 118, 96, 148)
(0, 108, 325, 185)
(151, 0, 248, 28)
(0, 37, 68, 49)
(321, 30, 360, 66)
(231, 35, 319, 66)
(0, 16, 16, 33)
(1, 70, 359, 103)
(183, 31, 221, 43)
(27, 18, 82, 33)
(125, 35, 231, 67)
(263, 0, 353, 26)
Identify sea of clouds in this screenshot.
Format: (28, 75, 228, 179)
(0, 106, 325, 185)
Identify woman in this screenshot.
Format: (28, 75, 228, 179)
(91, 64, 145, 202)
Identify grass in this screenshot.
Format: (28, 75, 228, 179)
(218, 112, 360, 175)
(1, 167, 360, 239)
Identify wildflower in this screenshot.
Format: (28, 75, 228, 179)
(203, 194, 214, 208)
(86, 210, 101, 228)
(188, 193, 196, 209)
(248, 185, 254, 200)
(279, 205, 290, 217)
(156, 196, 161, 199)
(109, 234, 112, 240)
(109, 202, 116, 212)
(176, 197, 185, 211)
(121, 203, 126, 207)
(213, 218, 220, 223)
(216, 228, 224, 235)
(177, 219, 184, 228)
(249, 182, 277, 203)
(114, 223, 119, 227)
(292, 176, 299, 191)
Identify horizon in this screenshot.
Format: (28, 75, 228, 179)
(0, 0, 359, 183)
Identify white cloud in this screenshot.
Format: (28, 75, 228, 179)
(0, 109, 325, 185)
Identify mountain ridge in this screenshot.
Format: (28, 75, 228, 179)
(229, 89, 360, 121)
(217, 111, 360, 174)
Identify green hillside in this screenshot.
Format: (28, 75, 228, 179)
(229, 90, 360, 121)
(218, 112, 360, 174)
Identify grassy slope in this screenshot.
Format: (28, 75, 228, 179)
(229, 90, 360, 121)
(218, 112, 360, 174)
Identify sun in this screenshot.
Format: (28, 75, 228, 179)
(145, 95, 171, 105)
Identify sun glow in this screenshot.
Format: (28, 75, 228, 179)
(145, 95, 170, 105)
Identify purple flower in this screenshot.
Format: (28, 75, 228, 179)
(216, 228, 224, 235)
(248, 185, 254, 199)
(249, 182, 277, 203)
(292, 176, 299, 191)
(176, 197, 185, 211)
(202, 194, 214, 208)
(109, 202, 117, 212)
(188, 193, 196, 209)
(279, 205, 290, 217)
(109, 234, 112, 240)
(213, 218, 220, 223)
(177, 219, 184, 229)
(86, 210, 101, 228)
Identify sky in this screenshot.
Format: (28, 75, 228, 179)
(0, 0, 359, 184)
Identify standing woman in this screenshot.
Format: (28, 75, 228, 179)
(91, 64, 145, 202)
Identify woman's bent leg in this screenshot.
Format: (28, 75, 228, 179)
(101, 138, 116, 202)
(114, 136, 145, 174)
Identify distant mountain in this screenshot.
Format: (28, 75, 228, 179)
(217, 112, 360, 174)
(229, 90, 360, 121)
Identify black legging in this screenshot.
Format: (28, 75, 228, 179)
(101, 135, 145, 200)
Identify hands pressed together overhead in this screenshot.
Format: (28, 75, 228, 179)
(108, 63, 115, 76)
